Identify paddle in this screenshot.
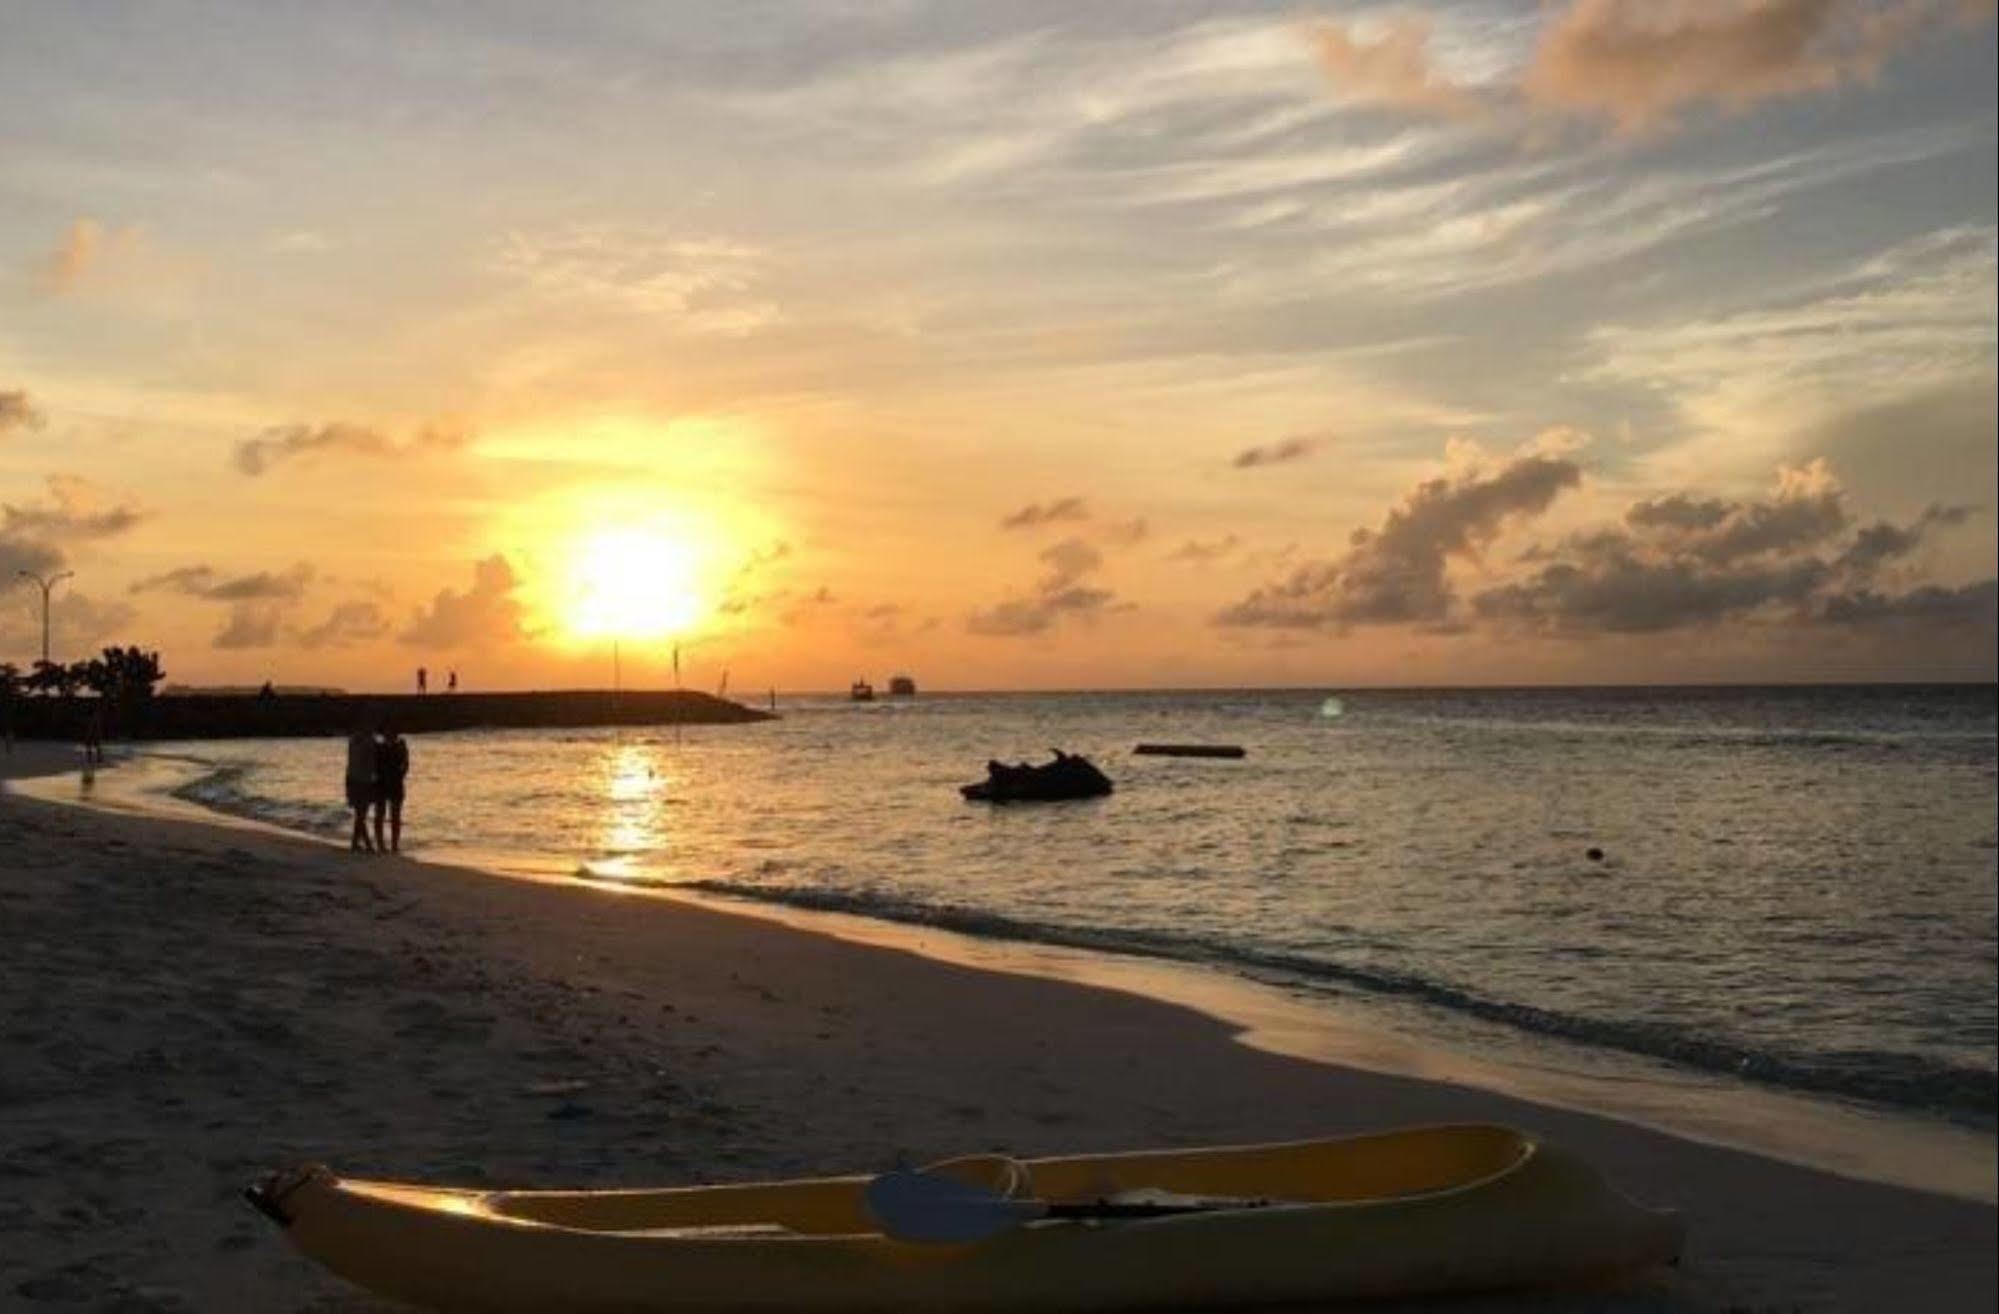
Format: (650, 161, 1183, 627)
(863, 1166, 1273, 1244)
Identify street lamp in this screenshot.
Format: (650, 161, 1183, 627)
(15, 569, 73, 665)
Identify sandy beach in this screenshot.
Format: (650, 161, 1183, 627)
(1, 747, 1992, 1313)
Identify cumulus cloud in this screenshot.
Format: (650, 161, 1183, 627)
(1231, 437, 1320, 470)
(1473, 464, 1985, 633)
(400, 556, 528, 649)
(234, 421, 468, 476)
(298, 600, 392, 649)
(1218, 447, 1582, 630)
(213, 602, 289, 650)
(0, 589, 135, 654)
(2, 476, 145, 541)
(1624, 459, 1849, 563)
(1, 389, 45, 437)
(1522, 0, 1988, 134)
(127, 563, 316, 650)
(1314, 15, 1480, 116)
(998, 496, 1090, 530)
(967, 534, 1124, 636)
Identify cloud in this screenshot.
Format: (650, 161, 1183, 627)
(0, 589, 135, 654)
(37, 217, 147, 295)
(0, 535, 64, 582)
(496, 226, 778, 336)
(1169, 534, 1242, 564)
(1820, 579, 1997, 629)
(1836, 504, 1973, 576)
(1231, 437, 1320, 470)
(1624, 459, 1848, 563)
(0, 389, 45, 437)
(1314, 15, 1481, 117)
(1308, 2, 1994, 138)
(1522, 0, 1989, 134)
(233, 421, 468, 476)
(400, 556, 528, 649)
(126, 563, 315, 650)
(998, 497, 1090, 531)
(1218, 446, 1582, 630)
(297, 600, 391, 649)
(967, 534, 1125, 636)
(1, 476, 145, 541)
(1101, 517, 1151, 547)
(213, 602, 289, 650)
(1472, 464, 1985, 633)
(1588, 226, 1996, 433)
(131, 563, 314, 602)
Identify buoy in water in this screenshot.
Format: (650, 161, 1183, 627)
(1586, 847, 1604, 862)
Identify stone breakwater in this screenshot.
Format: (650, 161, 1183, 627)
(5, 689, 770, 741)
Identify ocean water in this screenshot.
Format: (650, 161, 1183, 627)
(160, 686, 1997, 1129)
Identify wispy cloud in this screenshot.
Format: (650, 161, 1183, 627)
(496, 226, 779, 336)
(1232, 436, 1319, 469)
(1314, 14, 1483, 117)
(999, 496, 1090, 531)
(2, 476, 144, 541)
(234, 421, 468, 476)
(1169, 533, 1242, 564)
(1586, 225, 1998, 438)
(131, 563, 315, 602)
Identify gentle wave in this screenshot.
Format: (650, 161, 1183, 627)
(173, 762, 351, 840)
(684, 878, 1999, 1127)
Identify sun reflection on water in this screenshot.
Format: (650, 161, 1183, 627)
(587, 742, 673, 881)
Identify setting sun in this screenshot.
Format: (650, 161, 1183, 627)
(563, 526, 705, 642)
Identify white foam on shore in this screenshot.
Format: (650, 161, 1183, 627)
(18, 750, 1995, 1205)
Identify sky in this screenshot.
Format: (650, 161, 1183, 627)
(1, 0, 1994, 692)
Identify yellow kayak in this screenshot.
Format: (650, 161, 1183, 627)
(248, 1124, 1682, 1312)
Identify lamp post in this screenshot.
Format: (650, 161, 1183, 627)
(15, 569, 73, 665)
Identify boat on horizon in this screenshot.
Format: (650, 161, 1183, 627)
(887, 674, 917, 697)
(850, 680, 875, 702)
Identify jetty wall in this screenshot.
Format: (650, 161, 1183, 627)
(3, 690, 771, 742)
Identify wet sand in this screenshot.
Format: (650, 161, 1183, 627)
(2, 747, 1992, 1312)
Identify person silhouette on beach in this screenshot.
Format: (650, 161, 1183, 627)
(416, 666, 428, 695)
(447, 669, 458, 693)
(374, 726, 410, 853)
(345, 722, 378, 852)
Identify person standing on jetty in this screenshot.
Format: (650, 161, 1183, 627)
(416, 666, 428, 695)
(344, 722, 377, 852)
(373, 727, 410, 854)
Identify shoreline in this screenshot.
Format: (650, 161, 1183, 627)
(3, 751, 1994, 1311)
(24, 746, 1997, 1206)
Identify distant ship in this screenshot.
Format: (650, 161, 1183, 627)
(850, 679, 875, 702)
(887, 674, 917, 697)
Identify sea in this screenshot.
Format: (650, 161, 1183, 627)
(85, 686, 1999, 1152)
